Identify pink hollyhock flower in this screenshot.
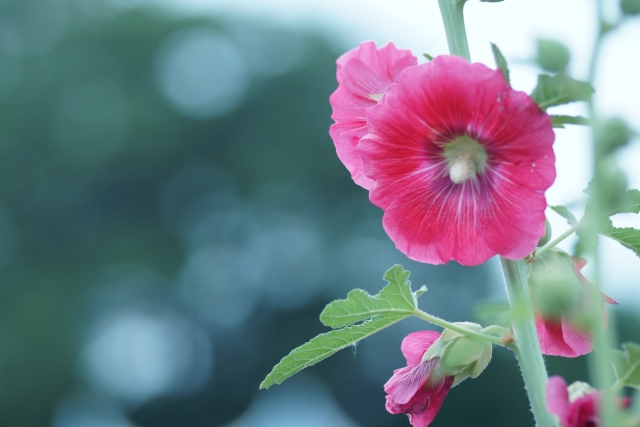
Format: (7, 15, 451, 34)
(358, 55, 556, 265)
(329, 41, 417, 189)
(546, 376, 630, 427)
(535, 257, 617, 357)
(384, 330, 454, 427)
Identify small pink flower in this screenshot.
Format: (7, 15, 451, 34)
(329, 41, 417, 189)
(546, 376, 630, 427)
(358, 55, 556, 265)
(384, 331, 454, 427)
(535, 257, 617, 357)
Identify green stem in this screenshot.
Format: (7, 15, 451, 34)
(535, 222, 581, 257)
(436, 0, 471, 61)
(413, 309, 503, 345)
(501, 258, 554, 427)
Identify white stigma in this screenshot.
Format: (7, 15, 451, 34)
(369, 93, 383, 102)
(449, 153, 475, 184)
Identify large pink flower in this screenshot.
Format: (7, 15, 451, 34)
(384, 330, 454, 427)
(358, 55, 556, 265)
(535, 257, 617, 357)
(546, 376, 630, 427)
(329, 41, 417, 189)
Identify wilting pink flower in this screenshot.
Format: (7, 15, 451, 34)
(536, 257, 617, 357)
(546, 376, 630, 427)
(385, 331, 454, 427)
(358, 55, 556, 265)
(329, 41, 417, 189)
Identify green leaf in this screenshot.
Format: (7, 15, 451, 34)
(490, 43, 510, 86)
(320, 264, 424, 329)
(549, 205, 578, 226)
(551, 115, 588, 128)
(423, 53, 434, 61)
(259, 314, 406, 389)
(601, 224, 640, 258)
(530, 74, 594, 110)
(609, 342, 640, 389)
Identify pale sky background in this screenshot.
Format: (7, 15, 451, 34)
(125, 0, 640, 305)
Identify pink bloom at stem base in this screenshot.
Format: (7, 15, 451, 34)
(358, 55, 556, 266)
(329, 41, 417, 189)
(535, 257, 617, 358)
(546, 376, 630, 427)
(384, 331, 454, 427)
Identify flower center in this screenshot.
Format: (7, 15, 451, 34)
(443, 135, 487, 184)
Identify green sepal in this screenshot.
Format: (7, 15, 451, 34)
(490, 43, 510, 86)
(423, 53, 434, 61)
(609, 342, 640, 389)
(437, 322, 492, 385)
(260, 313, 407, 389)
(531, 74, 594, 110)
(319, 265, 424, 329)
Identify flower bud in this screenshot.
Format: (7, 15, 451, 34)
(596, 156, 628, 214)
(536, 39, 570, 73)
(621, 0, 640, 15)
(435, 322, 492, 386)
(529, 249, 582, 318)
(596, 117, 635, 155)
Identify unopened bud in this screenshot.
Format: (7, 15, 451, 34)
(536, 39, 570, 73)
(529, 249, 582, 318)
(596, 117, 635, 155)
(621, 0, 640, 15)
(437, 322, 492, 386)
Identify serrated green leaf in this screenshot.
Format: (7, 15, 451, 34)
(550, 205, 578, 226)
(601, 225, 640, 258)
(609, 342, 640, 389)
(320, 265, 421, 329)
(490, 43, 510, 86)
(531, 74, 594, 110)
(551, 115, 588, 128)
(260, 314, 406, 389)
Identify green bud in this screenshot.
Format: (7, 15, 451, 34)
(596, 156, 628, 213)
(621, 0, 640, 15)
(529, 249, 582, 318)
(596, 117, 635, 155)
(437, 322, 492, 386)
(537, 219, 552, 247)
(536, 39, 570, 73)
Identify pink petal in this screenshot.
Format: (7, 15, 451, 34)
(401, 330, 441, 366)
(561, 317, 594, 357)
(384, 359, 438, 405)
(546, 376, 571, 423)
(409, 376, 455, 427)
(565, 393, 599, 427)
(329, 42, 417, 189)
(535, 316, 581, 357)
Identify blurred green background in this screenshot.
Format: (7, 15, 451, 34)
(0, 1, 638, 426)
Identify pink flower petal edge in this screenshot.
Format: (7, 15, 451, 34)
(329, 41, 417, 189)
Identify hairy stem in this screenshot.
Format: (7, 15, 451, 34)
(534, 222, 581, 257)
(501, 258, 554, 427)
(413, 309, 504, 345)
